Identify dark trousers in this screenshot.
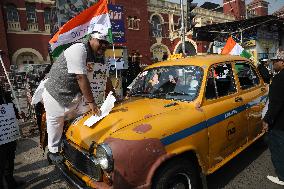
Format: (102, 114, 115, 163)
(268, 129, 284, 181)
(0, 141, 17, 188)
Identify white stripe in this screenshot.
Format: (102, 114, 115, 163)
(229, 43, 244, 56)
(51, 13, 111, 51)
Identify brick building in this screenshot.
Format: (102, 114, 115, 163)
(0, 0, 236, 71)
(109, 0, 152, 65)
(223, 0, 246, 20)
(247, 0, 269, 18)
(147, 0, 235, 61)
(0, 0, 53, 75)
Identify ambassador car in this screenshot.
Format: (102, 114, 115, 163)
(58, 55, 268, 189)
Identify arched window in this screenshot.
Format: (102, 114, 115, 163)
(6, 4, 19, 22)
(151, 15, 162, 37)
(174, 17, 181, 31)
(26, 3, 37, 23)
(44, 8, 51, 24)
(127, 16, 134, 29)
(133, 16, 140, 30)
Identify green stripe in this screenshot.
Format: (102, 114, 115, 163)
(240, 50, 252, 59)
(108, 28, 113, 44)
(51, 44, 72, 59)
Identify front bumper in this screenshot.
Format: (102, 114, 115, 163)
(56, 162, 92, 189)
(56, 161, 111, 189)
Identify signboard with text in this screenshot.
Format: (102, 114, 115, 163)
(108, 4, 126, 44)
(0, 103, 20, 145)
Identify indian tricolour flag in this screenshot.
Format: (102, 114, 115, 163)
(49, 0, 112, 58)
(221, 36, 252, 59)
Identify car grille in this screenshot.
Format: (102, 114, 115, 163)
(62, 140, 102, 181)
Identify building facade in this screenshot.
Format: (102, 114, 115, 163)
(223, 0, 246, 20)
(247, 0, 269, 18)
(0, 0, 53, 75)
(148, 0, 235, 61)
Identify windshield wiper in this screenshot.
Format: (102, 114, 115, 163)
(130, 91, 149, 97)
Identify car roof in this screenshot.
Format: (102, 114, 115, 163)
(146, 55, 249, 69)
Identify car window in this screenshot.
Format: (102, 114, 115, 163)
(235, 62, 260, 90)
(205, 63, 237, 99)
(130, 65, 203, 101)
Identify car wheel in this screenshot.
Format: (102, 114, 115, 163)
(152, 158, 198, 189)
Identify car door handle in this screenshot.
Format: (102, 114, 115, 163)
(235, 97, 243, 102)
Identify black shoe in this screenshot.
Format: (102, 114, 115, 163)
(47, 152, 64, 164)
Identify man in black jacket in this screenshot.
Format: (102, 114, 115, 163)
(263, 51, 284, 186)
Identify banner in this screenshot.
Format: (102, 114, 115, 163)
(0, 103, 20, 145)
(108, 4, 126, 44)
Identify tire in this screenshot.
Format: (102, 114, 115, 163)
(152, 158, 199, 189)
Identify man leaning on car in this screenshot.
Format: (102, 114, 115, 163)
(262, 50, 284, 186)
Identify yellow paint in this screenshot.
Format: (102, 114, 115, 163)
(64, 55, 267, 186)
(168, 53, 183, 60)
(105, 49, 123, 57)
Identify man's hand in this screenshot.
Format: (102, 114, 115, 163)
(88, 102, 101, 116)
(262, 121, 269, 133)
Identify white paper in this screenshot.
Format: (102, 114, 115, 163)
(84, 91, 116, 127)
(0, 103, 20, 145)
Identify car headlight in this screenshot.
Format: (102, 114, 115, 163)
(96, 143, 113, 172)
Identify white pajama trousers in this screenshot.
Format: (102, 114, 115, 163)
(42, 89, 89, 153)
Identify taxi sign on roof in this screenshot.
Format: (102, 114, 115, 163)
(168, 53, 183, 60)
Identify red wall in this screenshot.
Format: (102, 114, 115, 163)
(109, 0, 152, 65)
(0, 3, 10, 74)
(1, 0, 52, 67)
(223, 0, 246, 20)
(7, 33, 51, 62)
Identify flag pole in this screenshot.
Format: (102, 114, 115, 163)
(0, 53, 22, 113)
(112, 44, 117, 78)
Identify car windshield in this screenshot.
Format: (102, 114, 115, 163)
(130, 65, 203, 101)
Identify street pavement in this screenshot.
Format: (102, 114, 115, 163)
(13, 121, 283, 189)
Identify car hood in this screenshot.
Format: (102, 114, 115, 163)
(65, 97, 191, 149)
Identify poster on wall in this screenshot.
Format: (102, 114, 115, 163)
(0, 103, 20, 145)
(87, 62, 110, 105)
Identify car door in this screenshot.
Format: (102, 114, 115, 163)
(234, 61, 267, 141)
(202, 62, 248, 168)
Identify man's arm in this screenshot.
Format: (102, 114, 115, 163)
(76, 74, 101, 116)
(263, 74, 284, 128)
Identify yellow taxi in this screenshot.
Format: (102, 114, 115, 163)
(58, 55, 268, 189)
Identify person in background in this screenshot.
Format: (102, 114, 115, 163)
(34, 64, 52, 134)
(122, 50, 141, 96)
(162, 52, 168, 61)
(0, 86, 25, 189)
(257, 58, 272, 84)
(262, 51, 284, 186)
(41, 31, 110, 164)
